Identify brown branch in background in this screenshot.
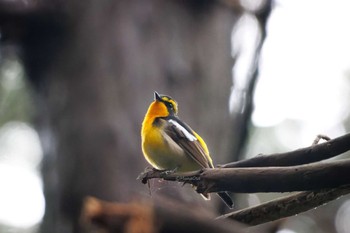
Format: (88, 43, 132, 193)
(81, 197, 258, 233)
(81, 197, 155, 233)
(221, 133, 350, 168)
(218, 185, 350, 226)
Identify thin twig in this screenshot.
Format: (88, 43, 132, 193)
(312, 134, 331, 145)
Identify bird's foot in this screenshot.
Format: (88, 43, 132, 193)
(160, 167, 178, 176)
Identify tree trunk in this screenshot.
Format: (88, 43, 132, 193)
(1, 0, 239, 232)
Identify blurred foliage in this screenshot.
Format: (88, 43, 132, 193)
(0, 224, 40, 233)
(0, 56, 38, 232)
(0, 57, 34, 126)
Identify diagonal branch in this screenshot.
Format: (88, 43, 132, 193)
(217, 185, 350, 225)
(220, 133, 350, 168)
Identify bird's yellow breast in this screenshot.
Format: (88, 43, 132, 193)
(141, 116, 201, 172)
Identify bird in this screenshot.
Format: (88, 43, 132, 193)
(141, 91, 233, 208)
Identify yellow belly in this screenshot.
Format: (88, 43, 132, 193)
(142, 127, 201, 172)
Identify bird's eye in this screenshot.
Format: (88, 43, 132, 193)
(168, 103, 173, 109)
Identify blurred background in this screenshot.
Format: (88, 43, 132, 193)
(0, 0, 349, 232)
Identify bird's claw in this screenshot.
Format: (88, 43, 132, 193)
(161, 167, 178, 176)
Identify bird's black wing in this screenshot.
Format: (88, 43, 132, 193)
(163, 116, 212, 169)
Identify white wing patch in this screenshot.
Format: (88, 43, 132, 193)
(168, 119, 197, 142)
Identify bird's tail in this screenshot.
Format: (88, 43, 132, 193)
(201, 192, 233, 208)
(200, 193, 210, 200)
(217, 192, 234, 208)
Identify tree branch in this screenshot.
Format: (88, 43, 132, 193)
(138, 133, 350, 227)
(140, 159, 350, 193)
(199, 159, 350, 193)
(221, 133, 350, 168)
(218, 185, 350, 225)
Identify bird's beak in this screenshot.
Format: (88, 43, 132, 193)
(154, 91, 162, 101)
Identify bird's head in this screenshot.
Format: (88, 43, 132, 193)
(147, 91, 178, 117)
